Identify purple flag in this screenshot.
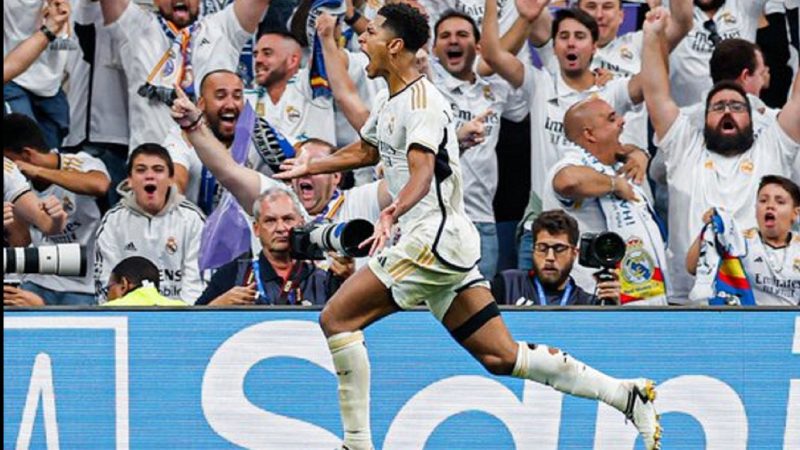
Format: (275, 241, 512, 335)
(198, 103, 255, 271)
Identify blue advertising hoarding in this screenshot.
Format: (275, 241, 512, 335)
(4, 310, 799, 449)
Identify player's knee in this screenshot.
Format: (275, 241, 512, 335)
(477, 352, 516, 376)
(319, 306, 340, 336)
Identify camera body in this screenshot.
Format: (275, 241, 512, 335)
(289, 219, 374, 260)
(578, 231, 626, 270)
(4, 243, 87, 276)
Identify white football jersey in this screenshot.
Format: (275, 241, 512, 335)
(742, 229, 800, 306)
(4, 157, 31, 203)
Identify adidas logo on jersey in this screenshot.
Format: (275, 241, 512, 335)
(125, 242, 137, 252)
(754, 256, 764, 263)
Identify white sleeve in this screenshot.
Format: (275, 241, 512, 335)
(652, 113, 703, 165)
(619, 105, 649, 149)
(548, 153, 585, 205)
(179, 212, 206, 304)
(104, 2, 153, 43)
(94, 213, 121, 303)
(765, 119, 800, 166)
(4, 158, 32, 203)
(500, 80, 531, 122)
(532, 40, 558, 75)
(163, 130, 192, 169)
(72, 152, 111, 178)
(205, 3, 252, 54)
(404, 95, 449, 153)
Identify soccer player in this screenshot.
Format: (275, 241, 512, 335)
(172, 4, 662, 449)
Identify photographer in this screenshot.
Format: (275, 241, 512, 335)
(4, 114, 110, 306)
(493, 210, 621, 306)
(196, 187, 343, 306)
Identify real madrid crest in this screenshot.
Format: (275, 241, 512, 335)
(285, 105, 301, 123)
(166, 237, 178, 255)
(704, 159, 715, 170)
(620, 46, 633, 61)
(720, 11, 737, 25)
(482, 85, 496, 102)
(793, 258, 800, 273)
(621, 237, 656, 284)
(739, 159, 754, 174)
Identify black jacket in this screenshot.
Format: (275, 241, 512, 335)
(196, 252, 342, 305)
(492, 270, 599, 306)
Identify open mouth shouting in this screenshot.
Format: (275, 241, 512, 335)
(717, 116, 739, 135)
(143, 183, 158, 198)
(445, 47, 465, 67)
(763, 211, 777, 228)
(172, 1, 190, 22)
(297, 179, 315, 202)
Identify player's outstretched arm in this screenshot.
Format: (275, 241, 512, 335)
(170, 85, 262, 214)
(641, 7, 679, 141)
(276, 140, 380, 180)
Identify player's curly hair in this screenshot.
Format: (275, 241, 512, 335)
(378, 3, 430, 52)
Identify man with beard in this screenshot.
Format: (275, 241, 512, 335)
(245, 32, 337, 146)
(642, 8, 800, 304)
(99, 0, 272, 149)
(493, 210, 621, 305)
(94, 144, 206, 304)
(668, 0, 769, 107)
(162, 70, 289, 214)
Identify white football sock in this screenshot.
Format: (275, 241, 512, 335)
(511, 342, 628, 412)
(328, 331, 372, 450)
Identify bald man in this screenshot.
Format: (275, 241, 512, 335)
(245, 32, 336, 146)
(542, 98, 670, 305)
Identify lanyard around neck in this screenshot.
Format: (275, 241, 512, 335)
(534, 277, 573, 306)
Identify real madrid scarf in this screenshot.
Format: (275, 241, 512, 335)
(306, 0, 346, 99)
(580, 149, 669, 305)
(690, 208, 755, 305)
(137, 16, 200, 106)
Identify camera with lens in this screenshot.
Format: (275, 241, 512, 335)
(579, 231, 626, 283)
(4, 243, 87, 276)
(290, 219, 374, 260)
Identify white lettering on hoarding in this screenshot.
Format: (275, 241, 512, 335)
(17, 353, 60, 450)
(784, 317, 799, 450)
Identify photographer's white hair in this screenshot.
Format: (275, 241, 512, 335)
(252, 187, 305, 221)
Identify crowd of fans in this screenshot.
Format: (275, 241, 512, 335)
(3, 0, 799, 307)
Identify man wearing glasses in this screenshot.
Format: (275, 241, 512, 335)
(493, 210, 621, 305)
(642, 8, 800, 304)
(668, 0, 769, 107)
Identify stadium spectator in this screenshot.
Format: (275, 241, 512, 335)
(668, 0, 768, 107)
(4, 0, 73, 149)
(427, 10, 530, 280)
(480, 1, 650, 270)
(196, 187, 344, 305)
(3, 0, 71, 84)
(493, 209, 621, 305)
(543, 96, 669, 304)
(102, 256, 188, 306)
(94, 144, 206, 304)
(245, 31, 337, 145)
(62, 0, 130, 207)
(4, 158, 67, 246)
(3, 113, 110, 305)
(162, 69, 282, 213)
(98, 0, 272, 149)
(686, 175, 800, 306)
(642, 7, 800, 304)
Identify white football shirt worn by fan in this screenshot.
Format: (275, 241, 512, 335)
(245, 68, 337, 146)
(741, 229, 800, 306)
(519, 62, 635, 203)
(668, 0, 767, 107)
(63, 0, 129, 148)
(431, 62, 528, 224)
(654, 113, 799, 303)
(106, 3, 252, 149)
(25, 153, 109, 294)
(360, 78, 480, 270)
(4, 157, 31, 203)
